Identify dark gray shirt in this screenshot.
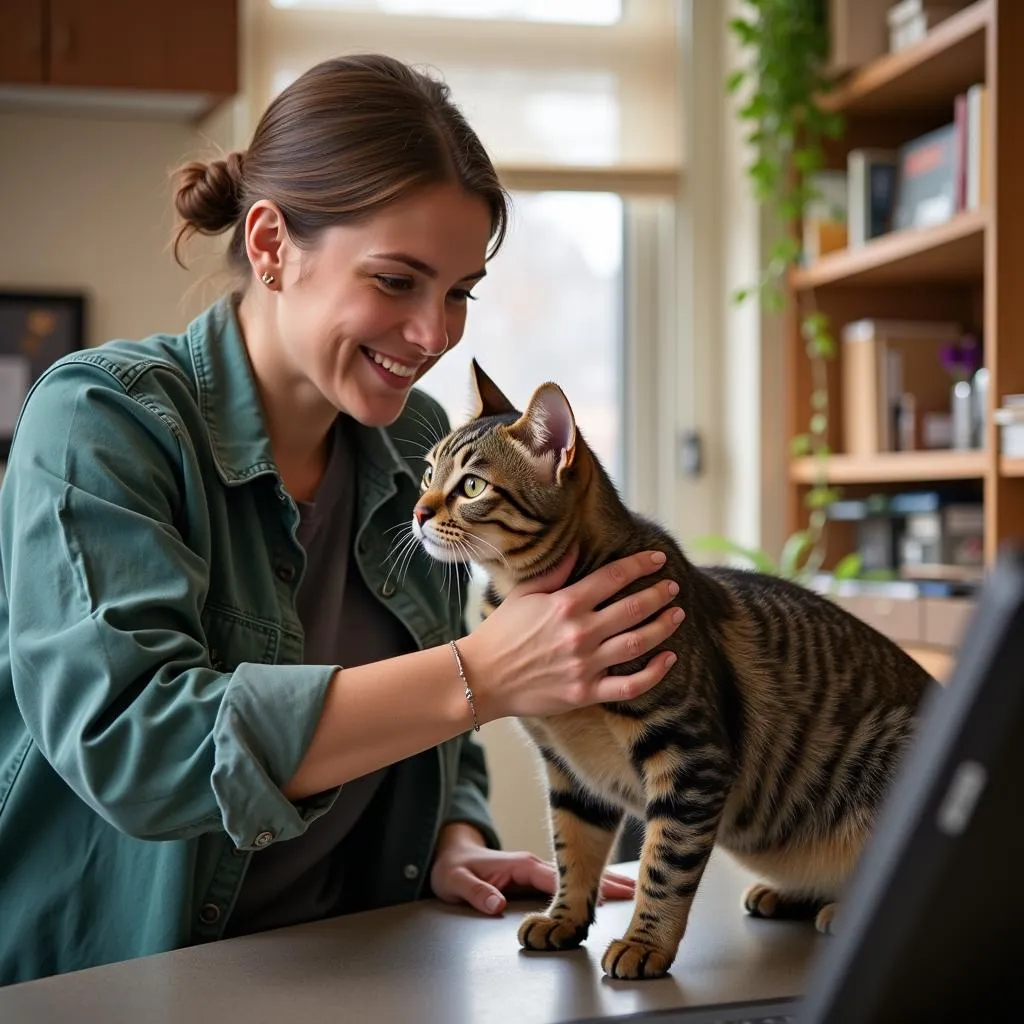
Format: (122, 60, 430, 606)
(225, 419, 417, 936)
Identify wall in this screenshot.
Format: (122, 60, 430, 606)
(0, 112, 228, 347)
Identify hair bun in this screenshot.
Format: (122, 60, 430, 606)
(173, 150, 246, 237)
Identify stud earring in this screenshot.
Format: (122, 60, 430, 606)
(260, 271, 276, 286)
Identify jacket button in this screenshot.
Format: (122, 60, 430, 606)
(380, 581, 396, 598)
(275, 563, 296, 583)
(254, 830, 275, 848)
(403, 863, 419, 880)
(199, 903, 222, 924)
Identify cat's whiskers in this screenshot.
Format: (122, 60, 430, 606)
(393, 434, 434, 456)
(405, 406, 444, 450)
(396, 528, 425, 588)
(381, 526, 421, 591)
(463, 531, 512, 572)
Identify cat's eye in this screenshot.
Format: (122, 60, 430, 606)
(422, 465, 433, 489)
(460, 475, 486, 499)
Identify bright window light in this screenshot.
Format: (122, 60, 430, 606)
(268, 0, 621, 24)
(416, 191, 625, 486)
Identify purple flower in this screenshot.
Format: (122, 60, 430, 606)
(940, 334, 982, 382)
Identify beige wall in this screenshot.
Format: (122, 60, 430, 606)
(0, 112, 227, 347)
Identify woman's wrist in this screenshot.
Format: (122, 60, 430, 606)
(453, 631, 503, 726)
(437, 821, 488, 852)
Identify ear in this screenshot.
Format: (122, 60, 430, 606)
(244, 199, 287, 286)
(507, 382, 577, 483)
(468, 359, 518, 420)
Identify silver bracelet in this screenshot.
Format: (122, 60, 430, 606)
(449, 640, 480, 733)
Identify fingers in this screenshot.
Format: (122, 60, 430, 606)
(447, 865, 507, 915)
(596, 605, 684, 672)
(509, 545, 578, 598)
(592, 577, 680, 639)
(562, 550, 668, 610)
(592, 649, 678, 704)
(598, 872, 637, 901)
(505, 856, 558, 896)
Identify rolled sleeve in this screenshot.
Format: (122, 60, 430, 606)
(213, 663, 339, 848)
(2, 363, 331, 846)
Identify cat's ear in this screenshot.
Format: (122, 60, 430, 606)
(507, 382, 577, 483)
(468, 359, 517, 419)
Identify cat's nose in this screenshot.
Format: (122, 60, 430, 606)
(413, 505, 436, 526)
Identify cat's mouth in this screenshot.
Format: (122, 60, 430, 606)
(415, 527, 470, 565)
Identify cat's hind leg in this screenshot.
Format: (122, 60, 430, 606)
(743, 883, 824, 922)
(518, 751, 624, 953)
(744, 884, 839, 931)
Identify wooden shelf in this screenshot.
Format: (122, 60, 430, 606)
(791, 450, 987, 484)
(821, 0, 990, 116)
(903, 644, 955, 683)
(1000, 457, 1024, 477)
(790, 209, 986, 289)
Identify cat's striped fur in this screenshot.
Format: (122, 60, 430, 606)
(413, 361, 935, 980)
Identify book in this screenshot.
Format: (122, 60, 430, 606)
(893, 123, 958, 231)
(842, 319, 963, 455)
(801, 170, 848, 264)
(847, 148, 899, 247)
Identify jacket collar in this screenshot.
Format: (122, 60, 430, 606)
(187, 297, 414, 487)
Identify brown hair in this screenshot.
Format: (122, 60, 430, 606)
(172, 54, 509, 275)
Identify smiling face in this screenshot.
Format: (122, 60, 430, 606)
(253, 182, 494, 428)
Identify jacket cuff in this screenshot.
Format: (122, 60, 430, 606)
(211, 662, 340, 849)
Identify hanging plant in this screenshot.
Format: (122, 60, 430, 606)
(697, 0, 860, 584)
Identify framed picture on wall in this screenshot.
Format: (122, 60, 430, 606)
(0, 291, 86, 462)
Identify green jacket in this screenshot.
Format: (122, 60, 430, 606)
(0, 298, 497, 986)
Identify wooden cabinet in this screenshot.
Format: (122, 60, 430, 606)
(0, 0, 237, 117)
(0, 0, 46, 84)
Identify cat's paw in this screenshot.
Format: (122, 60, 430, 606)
(743, 883, 821, 922)
(601, 938, 672, 980)
(815, 902, 839, 935)
(743, 883, 781, 918)
(518, 913, 588, 951)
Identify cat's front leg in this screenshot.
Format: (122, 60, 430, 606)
(602, 752, 729, 979)
(518, 748, 624, 952)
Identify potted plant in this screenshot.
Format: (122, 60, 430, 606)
(698, 0, 860, 584)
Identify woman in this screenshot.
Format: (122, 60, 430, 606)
(0, 54, 683, 985)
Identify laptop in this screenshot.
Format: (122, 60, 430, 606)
(572, 543, 1024, 1024)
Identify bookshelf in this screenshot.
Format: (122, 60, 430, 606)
(785, 0, 1024, 681)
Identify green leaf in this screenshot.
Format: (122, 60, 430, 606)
(793, 146, 824, 173)
(691, 534, 777, 575)
(779, 530, 813, 578)
(823, 112, 846, 139)
(833, 552, 863, 581)
(725, 69, 746, 94)
(805, 486, 842, 510)
(801, 311, 829, 339)
(728, 17, 758, 46)
(732, 286, 751, 305)
(790, 432, 812, 456)
(810, 412, 827, 435)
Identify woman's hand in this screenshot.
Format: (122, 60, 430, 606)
(461, 548, 684, 722)
(430, 823, 635, 915)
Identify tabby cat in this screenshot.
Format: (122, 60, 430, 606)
(412, 360, 934, 981)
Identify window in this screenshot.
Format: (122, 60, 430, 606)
(247, 0, 682, 506)
(268, 0, 622, 24)
(416, 191, 625, 485)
